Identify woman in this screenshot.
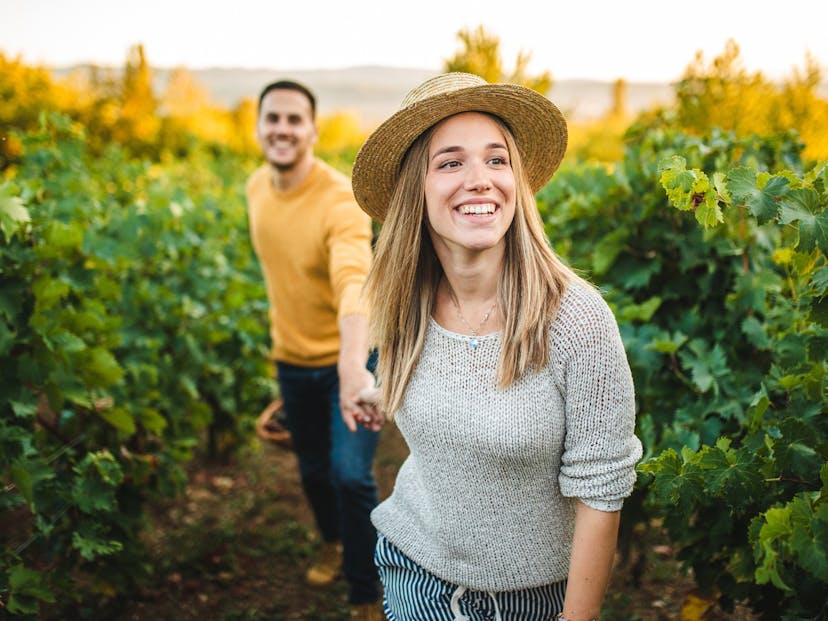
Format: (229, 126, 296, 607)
(351, 73, 642, 621)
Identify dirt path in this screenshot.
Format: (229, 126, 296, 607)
(87, 424, 754, 621)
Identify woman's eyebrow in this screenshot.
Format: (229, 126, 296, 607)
(430, 142, 507, 161)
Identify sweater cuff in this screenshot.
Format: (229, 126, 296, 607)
(578, 496, 624, 512)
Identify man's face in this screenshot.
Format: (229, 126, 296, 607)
(255, 89, 318, 171)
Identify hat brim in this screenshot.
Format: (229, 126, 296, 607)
(352, 82, 567, 222)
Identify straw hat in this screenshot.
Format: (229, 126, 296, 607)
(352, 72, 568, 222)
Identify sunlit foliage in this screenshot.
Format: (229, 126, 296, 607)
(675, 39, 828, 161)
(316, 111, 368, 174)
(567, 78, 630, 163)
(0, 46, 260, 166)
(0, 53, 80, 167)
(443, 24, 552, 95)
(2, 34, 825, 169)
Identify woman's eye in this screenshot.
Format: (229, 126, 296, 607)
(489, 156, 508, 166)
(438, 160, 461, 169)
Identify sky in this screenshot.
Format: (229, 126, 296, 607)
(2, 0, 827, 83)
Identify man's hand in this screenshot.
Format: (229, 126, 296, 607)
(338, 362, 377, 432)
(337, 313, 381, 432)
(355, 386, 384, 432)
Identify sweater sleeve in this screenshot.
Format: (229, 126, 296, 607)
(557, 288, 642, 512)
(326, 197, 373, 320)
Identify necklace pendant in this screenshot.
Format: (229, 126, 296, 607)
(445, 285, 495, 352)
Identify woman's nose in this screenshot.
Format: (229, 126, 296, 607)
(463, 161, 492, 192)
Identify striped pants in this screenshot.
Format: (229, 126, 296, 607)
(375, 533, 567, 621)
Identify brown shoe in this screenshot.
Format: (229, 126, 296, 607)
(255, 400, 293, 449)
(349, 602, 384, 620)
(304, 541, 342, 586)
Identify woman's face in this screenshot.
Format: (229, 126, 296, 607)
(424, 112, 516, 258)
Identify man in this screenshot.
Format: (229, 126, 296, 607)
(246, 80, 381, 619)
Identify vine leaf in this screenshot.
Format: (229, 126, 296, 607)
(0, 182, 30, 241)
(7, 565, 56, 614)
(678, 340, 729, 395)
(789, 496, 828, 582)
(72, 522, 124, 561)
(727, 168, 789, 224)
(592, 228, 629, 275)
(778, 188, 828, 256)
(755, 506, 793, 591)
(659, 155, 695, 210)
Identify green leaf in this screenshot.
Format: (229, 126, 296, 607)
(812, 266, 828, 296)
(780, 442, 822, 482)
(712, 171, 731, 204)
(789, 495, 828, 582)
(72, 522, 124, 561)
(741, 316, 771, 349)
(730, 547, 756, 583)
(638, 448, 705, 513)
(0, 318, 14, 356)
(10, 399, 38, 418)
(778, 188, 828, 255)
(755, 506, 793, 590)
(726, 167, 757, 203)
(645, 330, 688, 355)
(700, 445, 764, 504)
(617, 296, 661, 323)
(659, 156, 696, 210)
(0, 182, 31, 241)
(10, 463, 34, 508)
(98, 405, 136, 434)
(592, 228, 628, 275)
(7, 565, 56, 614)
(39, 220, 84, 256)
(72, 450, 124, 513)
(695, 185, 724, 228)
(138, 407, 168, 434)
(728, 169, 789, 224)
(747, 387, 771, 429)
(32, 275, 70, 312)
(53, 330, 87, 354)
(0, 285, 21, 321)
(74, 346, 124, 387)
(811, 296, 828, 328)
(679, 340, 729, 394)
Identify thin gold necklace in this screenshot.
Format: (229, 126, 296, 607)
(446, 286, 496, 350)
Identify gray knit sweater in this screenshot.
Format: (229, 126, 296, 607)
(371, 280, 642, 591)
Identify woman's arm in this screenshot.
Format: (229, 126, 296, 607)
(559, 501, 620, 621)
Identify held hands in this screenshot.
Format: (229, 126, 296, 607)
(355, 386, 384, 432)
(338, 363, 385, 433)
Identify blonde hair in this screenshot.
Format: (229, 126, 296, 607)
(364, 114, 581, 417)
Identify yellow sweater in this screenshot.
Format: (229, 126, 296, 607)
(246, 159, 372, 366)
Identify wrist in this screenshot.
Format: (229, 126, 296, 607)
(555, 614, 597, 621)
(337, 351, 365, 370)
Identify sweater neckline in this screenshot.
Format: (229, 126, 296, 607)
(267, 159, 320, 199)
(428, 317, 501, 344)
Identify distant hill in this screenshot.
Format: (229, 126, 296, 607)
(52, 64, 677, 125)
(180, 66, 677, 123)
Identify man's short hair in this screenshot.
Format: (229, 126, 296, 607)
(258, 80, 317, 119)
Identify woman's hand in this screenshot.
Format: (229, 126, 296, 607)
(354, 386, 385, 432)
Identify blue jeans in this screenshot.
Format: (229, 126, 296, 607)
(276, 355, 380, 605)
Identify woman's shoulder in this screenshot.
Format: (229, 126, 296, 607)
(558, 277, 612, 318)
(552, 277, 621, 349)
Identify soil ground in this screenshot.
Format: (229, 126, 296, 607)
(71, 424, 757, 621)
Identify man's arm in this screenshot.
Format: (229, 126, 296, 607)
(337, 313, 375, 432)
(558, 501, 620, 621)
